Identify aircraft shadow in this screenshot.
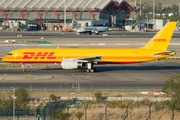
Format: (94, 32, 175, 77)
(39, 65, 180, 72)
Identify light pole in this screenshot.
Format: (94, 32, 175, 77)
(64, 0, 66, 30)
(11, 87, 17, 120)
(153, 0, 155, 29)
(59, 84, 62, 97)
(147, 17, 149, 30)
(140, 0, 141, 16)
(30, 84, 33, 108)
(44, 85, 47, 100)
(71, 92, 74, 104)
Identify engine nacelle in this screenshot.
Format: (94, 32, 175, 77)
(95, 31, 99, 34)
(61, 59, 82, 69)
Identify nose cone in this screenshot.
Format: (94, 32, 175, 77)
(2, 56, 6, 62)
(2, 56, 14, 62)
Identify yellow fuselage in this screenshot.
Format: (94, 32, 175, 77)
(2, 48, 174, 64)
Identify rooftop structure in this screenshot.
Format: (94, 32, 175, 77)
(0, 0, 140, 30)
(0, 0, 140, 11)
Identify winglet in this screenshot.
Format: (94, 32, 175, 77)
(141, 22, 177, 51)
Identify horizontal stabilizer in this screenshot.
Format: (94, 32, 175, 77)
(152, 50, 175, 56)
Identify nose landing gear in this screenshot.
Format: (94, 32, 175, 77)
(19, 63, 26, 72)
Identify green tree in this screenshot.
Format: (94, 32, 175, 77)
(162, 73, 180, 110)
(94, 91, 102, 103)
(170, 12, 178, 21)
(171, 4, 178, 11)
(15, 87, 29, 109)
(156, 2, 162, 13)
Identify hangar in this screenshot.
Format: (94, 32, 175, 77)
(0, 0, 140, 31)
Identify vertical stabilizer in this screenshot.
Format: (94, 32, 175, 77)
(141, 22, 177, 51)
(103, 16, 110, 27)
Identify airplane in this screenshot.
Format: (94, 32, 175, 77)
(76, 16, 110, 35)
(2, 22, 177, 73)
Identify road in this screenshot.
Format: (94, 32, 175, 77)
(0, 61, 180, 91)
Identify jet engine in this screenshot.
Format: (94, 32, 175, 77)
(61, 59, 82, 69)
(95, 31, 99, 35)
(91, 30, 99, 35)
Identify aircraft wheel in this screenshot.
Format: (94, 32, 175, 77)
(86, 69, 90, 73)
(90, 69, 94, 73)
(22, 69, 26, 72)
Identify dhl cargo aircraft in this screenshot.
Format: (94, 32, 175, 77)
(2, 22, 177, 72)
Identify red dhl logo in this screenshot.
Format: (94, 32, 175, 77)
(23, 52, 56, 59)
(153, 39, 168, 42)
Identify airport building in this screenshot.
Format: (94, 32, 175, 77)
(0, 0, 140, 31)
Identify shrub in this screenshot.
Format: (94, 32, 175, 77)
(34, 98, 40, 102)
(53, 109, 69, 120)
(94, 91, 102, 103)
(109, 101, 118, 108)
(139, 98, 151, 106)
(108, 101, 126, 108)
(118, 103, 126, 108)
(115, 94, 122, 97)
(0, 87, 29, 109)
(49, 94, 56, 101)
(59, 112, 69, 120)
(15, 87, 29, 109)
(162, 73, 180, 110)
(75, 112, 83, 119)
(160, 100, 173, 109)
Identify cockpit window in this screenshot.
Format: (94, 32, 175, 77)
(7, 53, 12, 55)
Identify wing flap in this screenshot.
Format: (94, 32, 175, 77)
(75, 56, 102, 62)
(65, 56, 102, 62)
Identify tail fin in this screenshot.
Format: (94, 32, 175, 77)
(141, 22, 177, 51)
(103, 16, 110, 27)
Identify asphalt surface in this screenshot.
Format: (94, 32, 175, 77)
(0, 61, 180, 91)
(0, 31, 179, 92)
(0, 46, 65, 51)
(0, 31, 180, 38)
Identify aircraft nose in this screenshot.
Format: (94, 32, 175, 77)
(2, 56, 14, 62)
(2, 56, 6, 62)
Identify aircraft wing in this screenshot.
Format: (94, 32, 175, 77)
(73, 56, 102, 62)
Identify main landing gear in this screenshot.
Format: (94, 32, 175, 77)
(19, 63, 26, 72)
(86, 63, 97, 73)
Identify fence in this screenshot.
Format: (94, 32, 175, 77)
(0, 96, 178, 120)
